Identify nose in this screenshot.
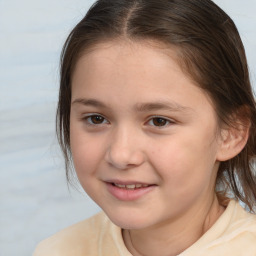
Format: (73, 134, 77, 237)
(104, 127, 146, 170)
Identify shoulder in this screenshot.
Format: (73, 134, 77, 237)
(215, 200, 256, 247)
(33, 211, 117, 256)
(209, 201, 256, 255)
(182, 200, 256, 256)
(227, 200, 256, 234)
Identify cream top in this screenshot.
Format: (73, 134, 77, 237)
(34, 200, 256, 256)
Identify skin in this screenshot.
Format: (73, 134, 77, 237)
(70, 40, 227, 256)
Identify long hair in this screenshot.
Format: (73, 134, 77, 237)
(56, 0, 256, 211)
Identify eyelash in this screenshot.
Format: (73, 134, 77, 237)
(146, 116, 174, 128)
(82, 114, 175, 128)
(82, 114, 109, 126)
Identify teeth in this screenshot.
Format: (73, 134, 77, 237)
(114, 183, 126, 188)
(126, 184, 136, 189)
(114, 183, 149, 189)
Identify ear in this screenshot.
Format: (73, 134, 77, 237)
(216, 121, 250, 162)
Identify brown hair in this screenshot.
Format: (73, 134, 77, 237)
(57, 0, 256, 211)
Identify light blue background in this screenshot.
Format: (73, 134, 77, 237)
(0, 1, 255, 255)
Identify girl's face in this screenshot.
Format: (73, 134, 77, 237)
(70, 41, 223, 229)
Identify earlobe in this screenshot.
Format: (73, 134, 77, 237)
(216, 122, 250, 162)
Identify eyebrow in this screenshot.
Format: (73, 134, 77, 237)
(134, 102, 193, 113)
(72, 98, 108, 108)
(72, 98, 193, 113)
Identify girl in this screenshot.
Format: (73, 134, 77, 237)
(34, 0, 256, 255)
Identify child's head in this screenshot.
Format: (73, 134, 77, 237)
(57, 0, 256, 213)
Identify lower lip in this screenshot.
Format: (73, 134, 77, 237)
(106, 183, 156, 201)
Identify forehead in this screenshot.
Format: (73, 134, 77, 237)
(72, 40, 188, 87)
(73, 39, 180, 76)
(71, 40, 214, 114)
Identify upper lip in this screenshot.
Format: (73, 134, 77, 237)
(105, 179, 155, 185)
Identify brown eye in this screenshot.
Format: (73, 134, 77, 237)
(147, 117, 172, 128)
(91, 115, 104, 124)
(87, 115, 107, 125)
(152, 117, 168, 126)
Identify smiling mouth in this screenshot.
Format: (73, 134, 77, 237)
(111, 183, 153, 190)
(106, 181, 156, 201)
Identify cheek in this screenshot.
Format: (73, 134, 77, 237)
(151, 133, 218, 188)
(70, 125, 103, 178)
(70, 137, 105, 198)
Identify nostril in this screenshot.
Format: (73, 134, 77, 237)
(104, 137, 146, 170)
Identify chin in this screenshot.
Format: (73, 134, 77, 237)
(102, 207, 156, 230)
(109, 215, 150, 230)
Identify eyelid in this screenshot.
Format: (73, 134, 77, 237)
(146, 115, 176, 127)
(82, 113, 110, 125)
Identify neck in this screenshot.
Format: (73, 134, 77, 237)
(123, 194, 225, 256)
